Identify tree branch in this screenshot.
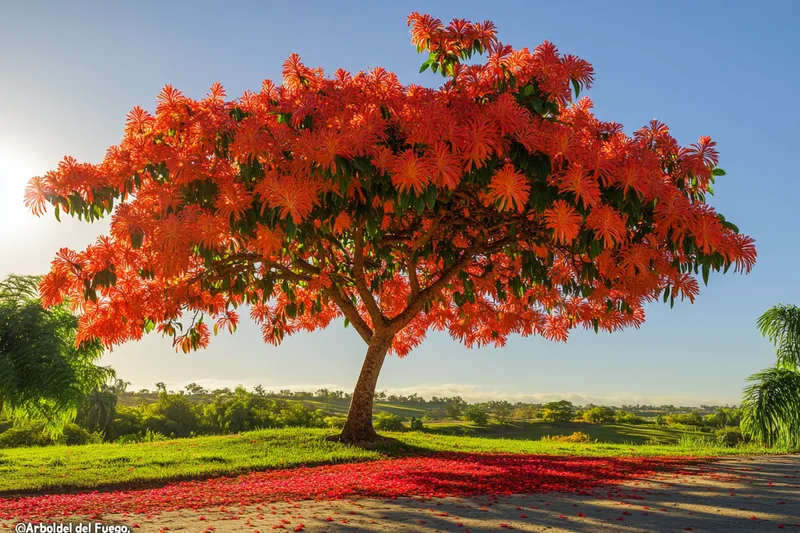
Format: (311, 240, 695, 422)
(387, 234, 517, 335)
(353, 225, 387, 328)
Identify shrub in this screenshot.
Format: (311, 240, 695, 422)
(374, 412, 405, 431)
(715, 427, 746, 447)
(57, 423, 103, 446)
(0, 423, 51, 448)
(410, 417, 425, 431)
(614, 411, 646, 425)
(463, 405, 489, 426)
(323, 416, 347, 429)
(0, 422, 101, 448)
(541, 431, 593, 443)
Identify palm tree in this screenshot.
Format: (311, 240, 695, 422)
(82, 385, 118, 432)
(741, 304, 800, 449)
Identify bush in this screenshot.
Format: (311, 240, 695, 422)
(541, 431, 593, 443)
(323, 416, 347, 429)
(57, 423, 103, 446)
(715, 427, 746, 447)
(666, 412, 703, 427)
(0, 422, 101, 448)
(374, 412, 405, 431)
(0, 423, 51, 448)
(614, 411, 646, 425)
(463, 405, 489, 426)
(410, 417, 425, 431)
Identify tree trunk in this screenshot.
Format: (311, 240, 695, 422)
(338, 338, 391, 443)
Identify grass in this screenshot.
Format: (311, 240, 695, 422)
(0, 426, 779, 495)
(422, 420, 708, 444)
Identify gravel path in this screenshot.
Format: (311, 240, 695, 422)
(94, 455, 800, 532)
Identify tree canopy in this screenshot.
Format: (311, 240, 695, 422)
(24, 13, 755, 440)
(0, 275, 112, 431)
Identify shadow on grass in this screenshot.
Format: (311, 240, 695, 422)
(421, 420, 704, 445)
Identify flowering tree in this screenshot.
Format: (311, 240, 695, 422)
(26, 14, 755, 442)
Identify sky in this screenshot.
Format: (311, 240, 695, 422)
(1, 1, 798, 406)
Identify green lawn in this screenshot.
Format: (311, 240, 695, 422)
(422, 420, 708, 444)
(0, 427, 776, 495)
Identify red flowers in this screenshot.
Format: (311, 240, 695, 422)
(0, 453, 698, 520)
(22, 13, 755, 390)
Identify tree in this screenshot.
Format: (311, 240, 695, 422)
(185, 382, 208, 395)
(445, 402, 463, 419)
(489, 400, 512, 424)
(584, 406, 615, 424)
(741, 304, 800, 448)
(25, 14, 755, 442)
(541, 400, 575, 423)
(0, 275, 113, 432)
(463, 405, 489, 427)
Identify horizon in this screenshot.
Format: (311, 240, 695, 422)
(1, 1, 798, 407)
(120, 380, 740, 408)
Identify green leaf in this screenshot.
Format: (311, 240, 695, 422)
(419, 60, 431, 73)
(712, 168, 726, 176)
(571, 78, 581, 99)
(130, 228, 144, 249)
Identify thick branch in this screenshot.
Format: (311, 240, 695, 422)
(353, 225, 387, 328)
(323, 286, 374, 343)
(407, 254, 420, 301)
(291, 253, 375, 342)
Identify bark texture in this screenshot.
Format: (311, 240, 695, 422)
(338, 339, 390, 443)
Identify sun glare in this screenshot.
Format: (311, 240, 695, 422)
(0, 145, 39, 234)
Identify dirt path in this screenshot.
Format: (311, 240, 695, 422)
(94, 455, 799, 532)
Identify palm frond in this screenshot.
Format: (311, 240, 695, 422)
(757, 304, 800, 370)
(741, 367, 800, 449)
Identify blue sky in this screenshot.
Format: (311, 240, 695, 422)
(1, 1, 798, 405)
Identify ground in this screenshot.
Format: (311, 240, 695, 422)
(2, 455, 798, 532)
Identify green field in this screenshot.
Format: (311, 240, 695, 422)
(0, 426, 775, 495)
